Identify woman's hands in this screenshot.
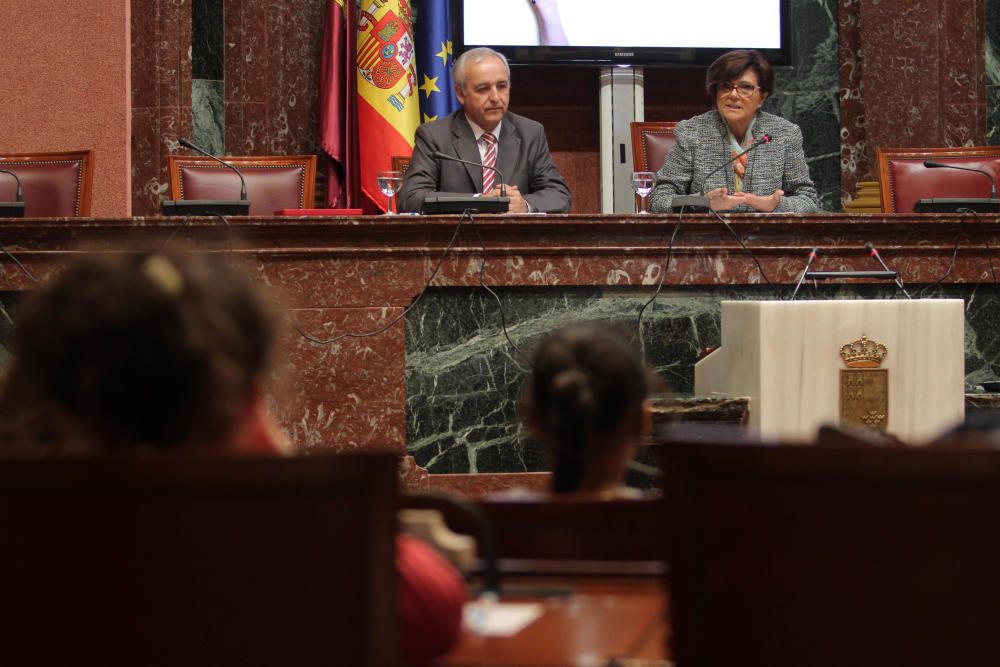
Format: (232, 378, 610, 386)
(706, 187, 784, 212)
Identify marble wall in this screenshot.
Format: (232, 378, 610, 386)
(131, 0, 193, 216)
(192, 0, 225, 155)
(192, 0, 329, 156)
(131, 0, 326, 215)
(406, 283, 1000, 475)
(840, 0, 988, 202)
(988, 0, 1000, 143)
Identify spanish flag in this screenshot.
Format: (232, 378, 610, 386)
(357, 0, 420, 211)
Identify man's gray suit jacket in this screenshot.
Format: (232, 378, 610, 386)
(397, 110, 571, 213)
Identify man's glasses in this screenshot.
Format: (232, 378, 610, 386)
(719, 82, 759, 98)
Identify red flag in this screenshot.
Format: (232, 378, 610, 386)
(356, 0, 419, 211)
(318, 0, 361, 209)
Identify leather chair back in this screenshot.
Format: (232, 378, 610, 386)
(392, 155, 412, 174)
(877, 146, 1000, 212)
(665, 441, 1000, 666)
(0, 150, 94, 216)
(0, 453, 397, 666)
(169, 154, 317, 215)
(630, 121, 678, 173)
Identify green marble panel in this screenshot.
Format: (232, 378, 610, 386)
(405, 284, 1000, 474)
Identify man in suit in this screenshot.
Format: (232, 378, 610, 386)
(397, 47, 571, 213)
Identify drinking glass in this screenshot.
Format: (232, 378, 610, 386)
(631, 171, 655, 214)
(377, 170, 403, 215)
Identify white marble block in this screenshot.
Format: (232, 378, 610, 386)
(694, 299, 965, 443)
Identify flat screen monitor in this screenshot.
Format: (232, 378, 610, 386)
(455, 0, 790, 66)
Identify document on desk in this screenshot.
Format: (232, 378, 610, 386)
(464, 602, 544, 637)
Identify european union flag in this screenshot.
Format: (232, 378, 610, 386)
(415, 0, 460, 123)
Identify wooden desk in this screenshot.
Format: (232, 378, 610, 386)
(429, 578, 668, 666)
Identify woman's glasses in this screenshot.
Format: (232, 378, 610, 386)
(719, 82, 759, 98)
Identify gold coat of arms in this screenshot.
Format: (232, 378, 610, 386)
(839, 335, 888, 430)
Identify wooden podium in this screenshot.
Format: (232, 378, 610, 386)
(695, 299, 965, 443)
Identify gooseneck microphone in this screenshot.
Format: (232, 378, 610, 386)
(0, 170, 23, 202)
(432, 151, 507, 197)
(704, 133, 772, 190)
(0, 170, 25, 218)
(671, 134, 772, 211)
(790, 247, 818, 300)
(179, 138, 248, 201)
(866, 242, 912, 299)
(923, 160, 997, 198)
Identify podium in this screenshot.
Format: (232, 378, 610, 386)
(695, 299, 965, 443)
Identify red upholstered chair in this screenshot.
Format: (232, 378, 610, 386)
(168, 154, 317, 215)
(630, 121, 678, 173)
(876, 146, 1000, 213)
(392, 155, 412, 174)
(0, 150, 94, 216)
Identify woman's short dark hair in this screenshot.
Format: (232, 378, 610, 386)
(520, 322, 651, 494)
(705, 49, 775, 99)
(0, 250, 278, 452)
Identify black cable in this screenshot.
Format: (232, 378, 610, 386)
(0, 240, 37, 285)
(636, 207, 685, 360)
(963, 208, 1000, 295)
(468, 214, 529, 366)
(916, 209, 970, 298)
(709, 208, 772, 295)
(291, 210, 469, 345)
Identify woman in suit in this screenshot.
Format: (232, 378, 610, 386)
(649, 49, 820, 213)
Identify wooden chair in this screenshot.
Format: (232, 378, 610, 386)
(876, 146, 1000, 213)
(0, 150, 94, 216)
(0, 453, 397, 666)
(169, 154, 317, 215)
(630, 121, 678, 173)
(392, 155, 412, 174)
(664, 441, 1000, 666)
(407, 492, 667, 578)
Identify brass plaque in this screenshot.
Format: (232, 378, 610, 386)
(840, 369, 888, 430)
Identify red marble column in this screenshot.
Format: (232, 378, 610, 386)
(223, 0, 326, 157)
(131, 0, 193, 216)
(840, 0, 987, 203)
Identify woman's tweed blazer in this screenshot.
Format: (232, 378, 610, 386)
(649, 109, 820, 213)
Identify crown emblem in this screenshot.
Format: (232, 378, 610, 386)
(840, 335, 887, 368)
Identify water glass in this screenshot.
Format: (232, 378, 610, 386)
(377, 170, 403, 215)
(631, 171, 655, 214)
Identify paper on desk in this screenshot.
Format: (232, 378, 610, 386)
(464, 601, 543, 637)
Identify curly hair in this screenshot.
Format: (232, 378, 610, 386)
(0, 251, 278, 453)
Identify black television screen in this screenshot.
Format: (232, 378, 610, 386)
(454, 0, 791, 66)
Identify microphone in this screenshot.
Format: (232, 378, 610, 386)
(865, 242, 912, 299)
(432, 151, 507, 197)
(923, 160, 997, 198)
(0, 170, 23, 202)
(179, 138, 248, 201)
(0, 170, 25, 218)
(789, 247, 818, 300)
(671, 134, 772, 211)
